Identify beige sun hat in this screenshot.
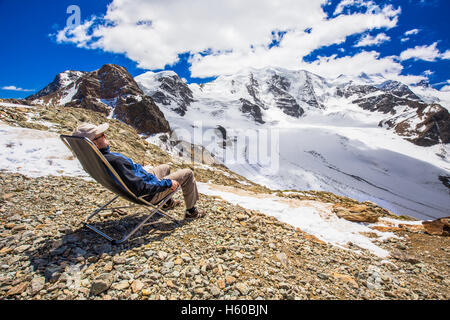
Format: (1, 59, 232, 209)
(72, 122, 109, 141)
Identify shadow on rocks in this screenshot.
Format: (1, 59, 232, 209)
(24, 212, 193, 285)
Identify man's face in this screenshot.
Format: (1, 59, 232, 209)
(92, 132, 109, 149)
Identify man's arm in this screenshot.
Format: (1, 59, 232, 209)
(106, 154, 172, 197)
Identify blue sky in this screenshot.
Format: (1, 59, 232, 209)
(0, 0, 448, 99)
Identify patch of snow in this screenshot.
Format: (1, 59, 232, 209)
(25, 114, 57, 129)
(59, 83, 78, 105)
(99, 97, 118, 108)
(236, 179, 251, 186)
(198, 182, 394, 258)
(0, 122, 90, 179)
(0, 102, 34, 109)
(376, 217, 425, 226)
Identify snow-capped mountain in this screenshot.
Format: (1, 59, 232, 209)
(26, 70, 87, 104)
(336, 79, 449, 146)
(138, 67, 449, 146)
(136, 67, 450, 220)
(136, 70, 194, 117)
(26, 64, 170, 135)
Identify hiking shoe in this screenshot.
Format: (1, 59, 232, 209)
(185, 207, 206, 219)
(162, 199, 180, 210)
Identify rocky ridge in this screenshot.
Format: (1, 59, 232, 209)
(22, 65, 450, 146)
(137, 68, 450, 146)
(26, 64, 170, 135)
(136, 71, 194, 117)
(0, 102, 449, 300)
(337, 80, 450, 146)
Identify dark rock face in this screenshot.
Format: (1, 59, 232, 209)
(147, 73, 194, 116)
(337, 80, 420, 105)
(338, 81, 450, 146)
(114, 95, 170, 135)
(416, 80, 432, 89)
(26, 70, 87, 102)
(239, 98, 265, 124)
(375, 80, 421, 101)
(68, 64, 142, 110)
(245, 74, 266, 110)
(336, 84, 378, 99)
(267, 74, 304, 118)
(408, 104, 450, 146)
(375, 102, 449, 147)
(439, 176, 450, 189)
(353, 94, 426, 114)
(299, 73, 324, 109)
(26, 64, 170, 135)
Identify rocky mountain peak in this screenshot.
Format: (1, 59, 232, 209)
(137, 66, 449, 146)
(135, 71, 194, 116)
(376, 80, 420, 100)
(94, 64, 142, 99)
(337, 78, 450, 146)
(25, 64, 170, 135)
(26, 70, 86, 101)
(416, 80, 432, 89)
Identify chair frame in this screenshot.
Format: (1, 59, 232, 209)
(60, 134, 181, 245)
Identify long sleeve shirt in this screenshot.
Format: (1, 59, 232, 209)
(100, 146, 172, 200)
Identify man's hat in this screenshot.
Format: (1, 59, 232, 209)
(72, 122, 109, 141)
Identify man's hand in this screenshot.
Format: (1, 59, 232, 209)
(170, 180, 180, 191)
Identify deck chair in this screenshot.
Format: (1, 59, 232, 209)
(60, 134, 181, 245)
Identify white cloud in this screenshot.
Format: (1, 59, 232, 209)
(441, 85, 450, 92)
(400, 29, 419, 43)
(189, 6, 400, 77)
(56, 18, 96, 49)
(54, 0, 438, 87)
(57, 0, 329, 70)
(295, 50, 425, 84)
(404, 28, 420, 36)
(354, 33, 390, 47)
(400, 42, 450, 62)
(433, 79, 450, 86)
(442, 50, 450, 60)
(55, 0, 400, 78)
(333, 0, 378, 15)
(1, 85, 34, 92)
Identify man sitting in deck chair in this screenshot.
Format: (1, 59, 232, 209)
(73, 122, 205, 219)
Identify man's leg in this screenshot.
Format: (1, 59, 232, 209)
(148, 164, 170, 180)
(146, 164, 173, 205)
(163, 169, 198, 210)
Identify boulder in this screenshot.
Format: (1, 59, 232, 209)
(422, 217, 450, 236)
(333, 204, 381, 223)
(90, 273, 114, 296)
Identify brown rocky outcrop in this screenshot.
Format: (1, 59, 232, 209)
(340, 80, 450, 146)
(331, 201, 397, 223)
(114, 95, 170, 135)
(381, 103, 450, 147)
(422, 217, 450, 236)
(26, 64, 170, 135)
